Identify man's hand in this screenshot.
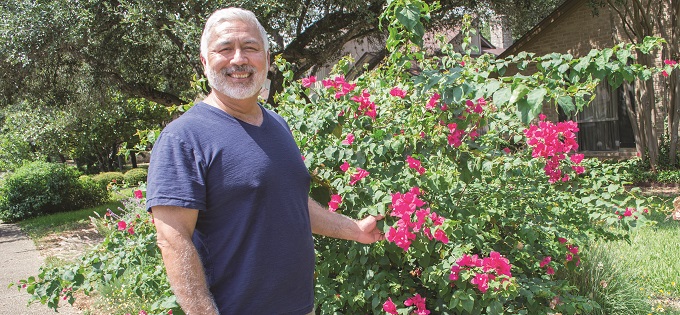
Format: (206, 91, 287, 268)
(354, 215, 385, 244)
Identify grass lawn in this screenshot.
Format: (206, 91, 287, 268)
(17, 188, 135, 242)
(17, 201, 122, 240)
(595, 195, 680, 314)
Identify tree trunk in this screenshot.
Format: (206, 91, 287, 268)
(636, 53, 659, 171)
(669, 69, 679, 166)
(117, 154, 125, 172)
(624, 82, 644, 155)
(665, 0, 680, 166)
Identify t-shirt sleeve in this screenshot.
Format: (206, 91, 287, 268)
(146, 131, 207, 212)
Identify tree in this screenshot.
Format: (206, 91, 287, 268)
(1, 0, 567, 110)
(0, 96, 169, 173)
(596, 0, 680, 170)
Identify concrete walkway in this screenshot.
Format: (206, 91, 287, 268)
(0, 223, 81, 314)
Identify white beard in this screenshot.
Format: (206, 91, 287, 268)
(206, 64, 267, 100)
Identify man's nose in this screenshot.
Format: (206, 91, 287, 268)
(231, 49, 247, 65)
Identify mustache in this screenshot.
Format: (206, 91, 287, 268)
(223, 65, 256, 75)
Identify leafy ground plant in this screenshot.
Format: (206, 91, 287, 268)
(14, 189, 180, 315)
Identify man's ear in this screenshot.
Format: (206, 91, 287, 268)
(200, 54, 208, 75)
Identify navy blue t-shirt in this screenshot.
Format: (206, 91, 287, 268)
(146, 102, 314, 315)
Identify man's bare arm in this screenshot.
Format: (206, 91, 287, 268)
(152, 205, 219, 315)
(308, 197, 384, 244)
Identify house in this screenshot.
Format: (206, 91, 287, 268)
(314, 19, 510, 81)
(498, 0, 672, 155)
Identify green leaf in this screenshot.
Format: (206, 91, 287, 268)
(509, 84, 530, 104)
(484, 79, 501, 96)
(487, 300, 503, 314)
(493, 87, 512, 107)
(62, 270, 75, 282)
(461, 294, 475, 312)
(557, 95, 575, 115)
(516, 88, 546, 124)
(396, 4, 420, 31)
(616, 48, 631, 63)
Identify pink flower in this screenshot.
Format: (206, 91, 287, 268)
(301, 76, 317, 88)
(663, 70, 670, 77)
(665, 59, 678, 65)
(328, 194, 342, 212)
(340, 161, 350, 172)
(623, 208, 633, 217)
(567, 245, 579, 255)
(405, 294, 427, 310)
(571, 165, 585, 174)
(139, 311, 148, 315)
(471, 273, 490, 293)
(450, 265, 461, 281)
(447, 123, 465, 147)
(546, 267, 555, 275)
(127, 226, 135, 235)
(168, 311, 173, 315)
(383, 298, 398, 315)
(558, 237, 568, 244)
(349, 167, 370, 185)
(323, 76, 357, 98)
(540, 256, 552, 268)
(351, 89, 377, 120)
(117, 221, 127, 231)
(406, 156, 426, 175)
(503, 147, 511, 154)
(385, 226, 417, 251)
(426, 93, 440, 110)
(457, 254, 482, 268)
(570, 154, 584, 164)
(524, 119, 582, 182)
(133, 190, 144, 199)
(483, 251, 512, 277)
(341, 133, 355, 145)
(390, 87, 407, 98)
(433, 229, 449, 244)
(465, 98, 484, 114)
(539, 113, 547, 121)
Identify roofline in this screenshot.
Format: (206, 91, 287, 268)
(497, 0, 582, 58)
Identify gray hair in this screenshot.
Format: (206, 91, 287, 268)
(200, 8, 270, 59)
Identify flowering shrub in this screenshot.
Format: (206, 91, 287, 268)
(273, 0, 672, 313)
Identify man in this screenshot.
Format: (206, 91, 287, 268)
(146, 7, 384, 315)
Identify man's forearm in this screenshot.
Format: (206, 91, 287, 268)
(308, 198, 360, 241)
(158, 236, 219, 315)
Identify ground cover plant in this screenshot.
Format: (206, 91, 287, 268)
(12, 0, 680, 314)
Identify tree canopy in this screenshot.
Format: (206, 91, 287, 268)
(0, 0, 566, 171)
(0, 0, 565, 109)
